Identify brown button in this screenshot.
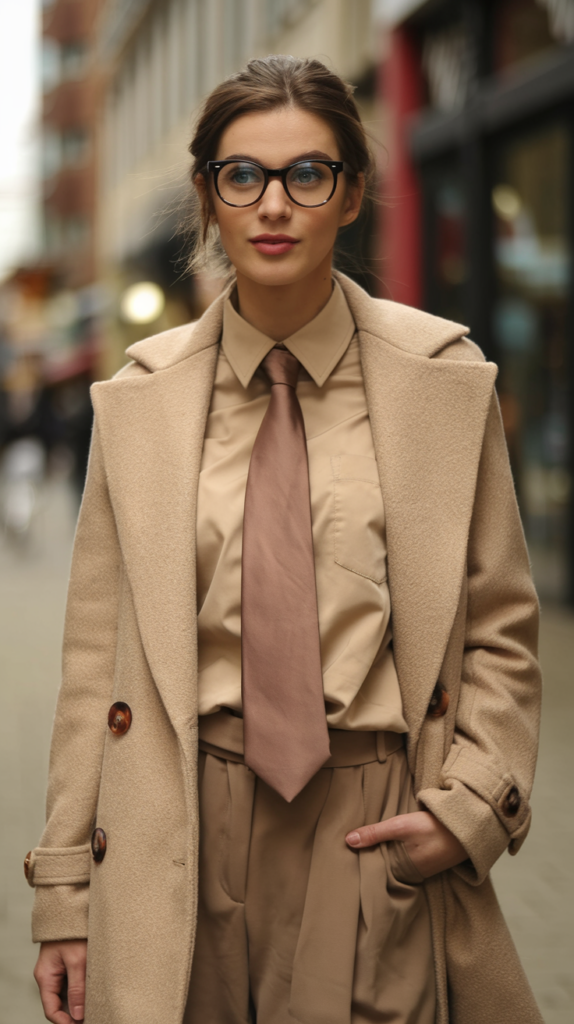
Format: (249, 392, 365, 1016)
(501, 785, 521, 818)
(24, 851, 32, 880)
(108, 702, 132, 736)
(428, 683, 450, 718)
(91, 828, 107, 863)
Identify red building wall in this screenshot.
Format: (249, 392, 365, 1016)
(378, 27, 424, 309)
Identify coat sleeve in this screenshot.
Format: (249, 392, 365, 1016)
(27, 417, 123, 941)
(418, 356, 542, 885)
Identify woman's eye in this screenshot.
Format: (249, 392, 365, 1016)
(292, 167, 321, 185)
(229, 165, 261, 185)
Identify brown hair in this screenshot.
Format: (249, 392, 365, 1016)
(184, 54, 375, 275)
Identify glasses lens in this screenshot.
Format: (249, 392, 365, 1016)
(286, 162, 335, 206)
(217, 162, 265, 205)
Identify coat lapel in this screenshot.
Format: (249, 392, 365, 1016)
(90, 300, 223, 758)
(359, 325, 497, 744)
(336, 274, 498, 744)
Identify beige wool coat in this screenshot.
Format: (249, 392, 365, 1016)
(28, 271, 543, 1024)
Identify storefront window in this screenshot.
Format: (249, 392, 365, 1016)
(422, 22, 470, 113)
(423, 162, 467, 326)
(492, 123, 571, 600)
(493, 0, 557, 76)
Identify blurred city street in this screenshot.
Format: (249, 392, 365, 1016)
(0, 478, 77, 1024)
(0, 479, 572, 1024)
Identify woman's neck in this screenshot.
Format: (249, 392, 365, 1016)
(235, 263, 334, 342)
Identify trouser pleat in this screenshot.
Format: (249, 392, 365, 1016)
(185, 724, 436, 1024)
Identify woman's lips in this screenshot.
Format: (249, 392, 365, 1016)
(249, 235, 299, 255)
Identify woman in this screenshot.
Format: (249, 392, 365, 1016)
(28, 56, 542, 1024)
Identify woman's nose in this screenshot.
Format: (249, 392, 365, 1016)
(257, 179, 291, 219)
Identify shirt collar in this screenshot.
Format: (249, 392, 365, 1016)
(221, 279, 356, 388)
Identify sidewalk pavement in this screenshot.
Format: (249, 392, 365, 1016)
(0, 479, 572, 1023)
(491, 602, 574, 1024)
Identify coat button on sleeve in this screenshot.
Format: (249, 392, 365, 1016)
(428, 683, 450, 718)
(91, 828, 107, 863)
(501, 785, 521, 818)
(108, 702, 132, 735)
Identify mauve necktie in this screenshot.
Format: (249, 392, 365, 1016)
(241, 346, 330, 802)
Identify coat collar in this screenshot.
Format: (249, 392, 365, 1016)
(93, 273, 496, 754)
(124, 269, 470, 373)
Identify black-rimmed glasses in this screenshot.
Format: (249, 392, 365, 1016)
(206, 159, 350, 208)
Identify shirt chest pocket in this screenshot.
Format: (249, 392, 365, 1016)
(331, 454, 387, 585)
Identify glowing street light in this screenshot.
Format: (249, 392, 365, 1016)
(492, 185, 522, 222)
(120, 282, 165, 324)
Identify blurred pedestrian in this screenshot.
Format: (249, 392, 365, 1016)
(28, 55, 542, 1024)
(0, 355, 48, 543)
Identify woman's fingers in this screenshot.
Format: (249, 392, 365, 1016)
(63, 943, 87, 1021)
(34, 941, 87, 1024)
(346, 811, 425, 848)
(345, 810, 467, 877)
(34, 944, 65, 1023)
(35, 953, 71, 1024)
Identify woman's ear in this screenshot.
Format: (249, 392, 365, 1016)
(339, 172, 365, 228)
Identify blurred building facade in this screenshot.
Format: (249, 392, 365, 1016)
(0, 0, 105, 500)
(49, 0, 574, 605)
(41, 0, 103, 287)
(95, 0, 379, 377)
(377, 0, 574, 604)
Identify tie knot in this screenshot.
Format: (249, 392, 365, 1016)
(262, 347, 300, 388)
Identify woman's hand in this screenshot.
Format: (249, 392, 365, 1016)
(34, 940, 87, 1023)
(346, 810, 467, 878)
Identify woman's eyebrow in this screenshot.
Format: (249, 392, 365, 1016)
(219, 150, 335, 163)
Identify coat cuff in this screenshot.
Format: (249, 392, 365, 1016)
(418, 744, 532, 885)
(32, 883, 89, 943)
(25, 845, 91, 887)
(418, 781, 509, 884)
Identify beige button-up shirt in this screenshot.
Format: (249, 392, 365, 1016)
(197, 280, 408, 732)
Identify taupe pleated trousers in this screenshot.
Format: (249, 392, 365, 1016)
(184, 711, 436, 1024)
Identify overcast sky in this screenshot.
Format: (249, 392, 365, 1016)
(0, 0, 40, 282)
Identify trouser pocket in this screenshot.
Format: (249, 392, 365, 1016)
(386, 838, 425, 886)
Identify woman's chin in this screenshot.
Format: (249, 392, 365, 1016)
(234, 254, 323, 290)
